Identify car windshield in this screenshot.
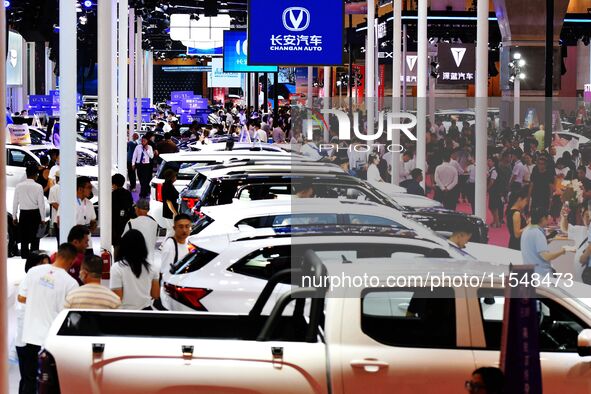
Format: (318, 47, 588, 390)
(30, 149, 50, 161)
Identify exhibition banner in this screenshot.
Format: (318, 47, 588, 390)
(223, 30, 278, 73)
(248, 0, 344, 66)
(208, 58, 243, 88)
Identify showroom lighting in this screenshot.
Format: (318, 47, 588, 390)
(519, 72, 526, 80)
(83, 0, 92, 8)
(513, 52, 521, 60)
(79, 15, 87, 25)
(518, 59, 526, 67)
(4, 0, 9, 8)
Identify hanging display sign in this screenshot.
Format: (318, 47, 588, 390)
(208, 58, 243, 88)
(436, 43, 476, 85)
(248, 0, 344, 66)
(223, 30, 278, 73)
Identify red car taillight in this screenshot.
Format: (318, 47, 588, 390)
(182, 197, 199, 210)
(155, 183, 163, 202)
(164, 283, 212, 311)
(38, 349, 60, 394)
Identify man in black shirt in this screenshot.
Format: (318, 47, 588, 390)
(400, 169, 425, 196)
(529, 157, 555, 213)
(111, 174, 134, 248)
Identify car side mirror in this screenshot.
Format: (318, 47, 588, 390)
(577, 329, 591, 357)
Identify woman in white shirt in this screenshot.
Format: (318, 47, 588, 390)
(366, 153, 384, 186)
(110, 230, 159, 310)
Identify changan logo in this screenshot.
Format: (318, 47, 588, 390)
(282, 7, 310, 32)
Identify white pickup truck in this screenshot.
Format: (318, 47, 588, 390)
(42, 255, 591, 393)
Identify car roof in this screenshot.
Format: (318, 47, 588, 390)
(7, 144, 51, 151)
(195, 232, 445, 254)
(201, 198, 402, 221)
(159, 150, 291, 162)
(196, 163, 344, 178)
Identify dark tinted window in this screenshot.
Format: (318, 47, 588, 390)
(170, 246, 218, 275)
(8, 149, 37, 167)
(190, 215, 214, 235)
(477, 289, 587, 352)
(228, 246, 291, 281)
(362, 288, 457, 348)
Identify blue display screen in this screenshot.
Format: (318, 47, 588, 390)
(223, 30, 278, 73)
(248, 0, 344, 66)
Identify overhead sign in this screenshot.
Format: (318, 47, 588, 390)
(437, 43, 475, 85)
(345, 1, 367, 14)
(248, 0, 344, 66)
(223, 30, 278, 73)
(208, 58, 243, 88)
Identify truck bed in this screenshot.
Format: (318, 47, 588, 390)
(58, 310, 312, 342)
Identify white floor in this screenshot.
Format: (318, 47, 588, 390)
(6, 236, 165, 393)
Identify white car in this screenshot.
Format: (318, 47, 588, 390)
(189, 198, 520, 264)
(26, 125, 98, 153)
(6, 144, 99, 201)
(552, 131, 590, 158)
(148, 150, 299, 229)
(162, 224, 467, 313)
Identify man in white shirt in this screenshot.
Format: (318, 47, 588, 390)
(123, 199, 158, 265)
(131, 135, 155, 198)
(159, 214, 192, 308)
(399, 151, 415, 183)
(13, 166, 46, 258)
(253, 122, 268, 143)
(434, 151, 459, 210)
(17, 243, 79, 393)
(510, 150, 527, 188)
(73, 176, 97, 255)
(48, 171, 61, 246)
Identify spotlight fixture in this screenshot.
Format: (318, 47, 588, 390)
(4, 0, 10, 7)
(190, 13, 200, 22)
(79, 15, 87, 25)
(430, 61, 440, 78)
(513, 52, 521, 60)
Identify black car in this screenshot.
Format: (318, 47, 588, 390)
(179, 168, 488, 243)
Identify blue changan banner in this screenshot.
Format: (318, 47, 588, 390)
(248, 0, 344, 66)
(223, 30, 278, 73)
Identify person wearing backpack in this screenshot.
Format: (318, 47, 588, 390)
(159, 214, 192, 298)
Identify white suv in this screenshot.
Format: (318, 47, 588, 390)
(161, 231, 458, 313)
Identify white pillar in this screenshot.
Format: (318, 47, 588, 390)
(28, 42, 35, 95)
(416, 0, 428, 184)
(0, 4, 8, 392)
(366, 0, 375, 135)
(98, 0, 115, 252)
(128, 8, 135, 139)
(135, 16, 143, 132)
(307, 66, 313, 108)
(59, 0, 78, 244)
(391, 0, 402, 185)
(475, 0, 489, 220)
(514, 78, 520, 127)
(44, 42, 52, 95)
(147, 52, 153, 103)
(110, 1, 118, 172)
(429, 73, 436, 126)
(118, 0, 128, 178)
(323, 66, 331, 141)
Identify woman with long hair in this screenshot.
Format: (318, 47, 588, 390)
(110, 230, 159, 310)
(161, 169, 179, 237)
(506, 186, 529, 250)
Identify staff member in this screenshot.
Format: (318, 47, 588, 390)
(132, 135, 155, 198)
(74, 176, 97, 256)
(521, 207, 567, 275)
(13, 166, 46, 259)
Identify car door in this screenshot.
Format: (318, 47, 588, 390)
(468, 288, 591, 393)
(336, 286, 475, 394)
(7, 148, 35, 188)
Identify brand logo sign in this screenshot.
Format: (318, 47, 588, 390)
(437, 43, 475, 85)
(248, 0, 344, 66)
(223, 30, 278, 72)
(282, 7, 310, 32)
(406, 55, 418, 71)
